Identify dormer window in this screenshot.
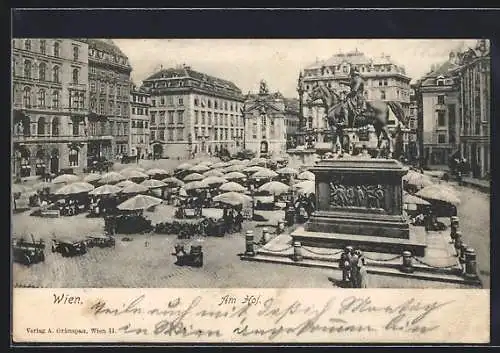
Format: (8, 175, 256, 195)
(436, 75, 445, 86)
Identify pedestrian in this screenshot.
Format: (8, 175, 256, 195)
(339, 246, 353, 284)
(356, 253, 368, 288)
(349, 249, 360, 288)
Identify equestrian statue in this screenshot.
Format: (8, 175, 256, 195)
(306, 66, 394, 158)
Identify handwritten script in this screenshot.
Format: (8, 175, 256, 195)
(88, 294, 454, 340)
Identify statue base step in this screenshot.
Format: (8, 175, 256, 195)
(306, 210, 410, 239)
(291, 226, 426, 257)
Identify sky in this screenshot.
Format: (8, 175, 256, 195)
(113, 39, 479, 97)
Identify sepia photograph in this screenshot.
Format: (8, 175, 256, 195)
(11, 37, 490, 290)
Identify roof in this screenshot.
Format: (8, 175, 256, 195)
(305, 51, 404, 71)
(144, 66, 242, 93)
(422, 60, 459, 80)
(284, 98, 300, 113)
(83, 39, 127, 58)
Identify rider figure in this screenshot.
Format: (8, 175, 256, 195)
(344, 66, 367, 126)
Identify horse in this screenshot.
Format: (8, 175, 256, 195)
(307, 84, 393, 156)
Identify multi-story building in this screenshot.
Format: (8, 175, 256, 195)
(298, 49, 411, 146)
(242, 81, 287, 157)
(407, 84, 420, 162)
(84, 39, 132, 162)
(141, 65, 245, 159)
(283, 98, 301, 149)
(416, 53, 461, 168)
(129, 83, 151, 159)
(12, 38, 89, 177)
(455, 39, 491, 178)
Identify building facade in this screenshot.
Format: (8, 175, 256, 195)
(242, 81, 287, 158)
(12, 38, 89, 177)
(85, 39, 132, 162)
(283, 98, 301, 149)
(129, 83, 151, 159)
(455, 40, 491, 179)
(297, 50, 412, 146)
(417, 53, 461, 168)
(142, 65, 245, 159)
(407, 84, 420, 162)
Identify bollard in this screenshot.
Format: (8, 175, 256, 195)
(401, 251, 414, 273)
(260, 227, 270, 245)
(277, 220, 285, 234)
(459, 243, 468, 264)
(454, 231, 463, 256)
(293, 241, 303, 262)
(245, 230, 255, 257)
(464, 248, 478, 279)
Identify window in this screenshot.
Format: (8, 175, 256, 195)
(51, 117, 59, 136)
(151, 112, 156, 125)
(37, 89, 46, 107)
(384, 80, 388, 86)
(24, 40, 31, 51)
(73, 46, 79, 61)
(152, 99, 156, 107)
(132, 107, 136, 114)
(160, 97, 165, 105)
(72, 68, 79, 84)
(38, 62, 46, 81)
(437, 95, 445, 104)
(178, 98, 184, 106)
(201, 112, 206, 125)
(52, 65, 59, 83)
(79, 92, 85, 110)
(90, 81, 96, 92)
(438, 134, 446, 144)
(438, 111, 446, 127)
(52, 90, 59, 109)
(23, 87, 32, 107)
(100, 82, 106, 94)
(37, 117, 46, 135)
(168, 111, 174, 124)
(195, 111, 199, 124)
(40, 40, 46, 54)
(53, 42, 60, 57)
(343, 66, 348, 73)
(380, 90, 386, 100)
(177, 111, 184, 124)
(145, 122, 148, 128)
(90, 97, 96, 111)
(69, 148, 79, 167)
(378, 81, 382, 86)
(176, 128, 183, 141)
(24, 60, 31, 79)
(99, 101, 105, 115)
(150, 130, 155, 140)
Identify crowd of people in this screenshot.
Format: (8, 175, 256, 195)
(339, 246, 368, 288)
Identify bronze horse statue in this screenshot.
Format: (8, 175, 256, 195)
(306, 84, 393, 156)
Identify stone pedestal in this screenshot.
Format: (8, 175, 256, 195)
(291, 157, 427, 256)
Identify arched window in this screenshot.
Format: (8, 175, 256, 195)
(72, 68, 79, 84)
(69, 148, 79, 167)
(73, 46, 79, 61)
(37, 117, 46, 135)
(52, 90, 59, 109)
(40, 40, 46, 54)
(51, 117, 59, 136)
(24, 39, 31, 51)
(23, 87, 32, 107)
(52, 65, 59, 83)
(24, 60, 32, 79)
(38, 62, 46, 81)
(53, 42, 60, 57)
(37, 89, 46, 107)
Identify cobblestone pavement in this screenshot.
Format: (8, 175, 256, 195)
(12, 161, 489, 288)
